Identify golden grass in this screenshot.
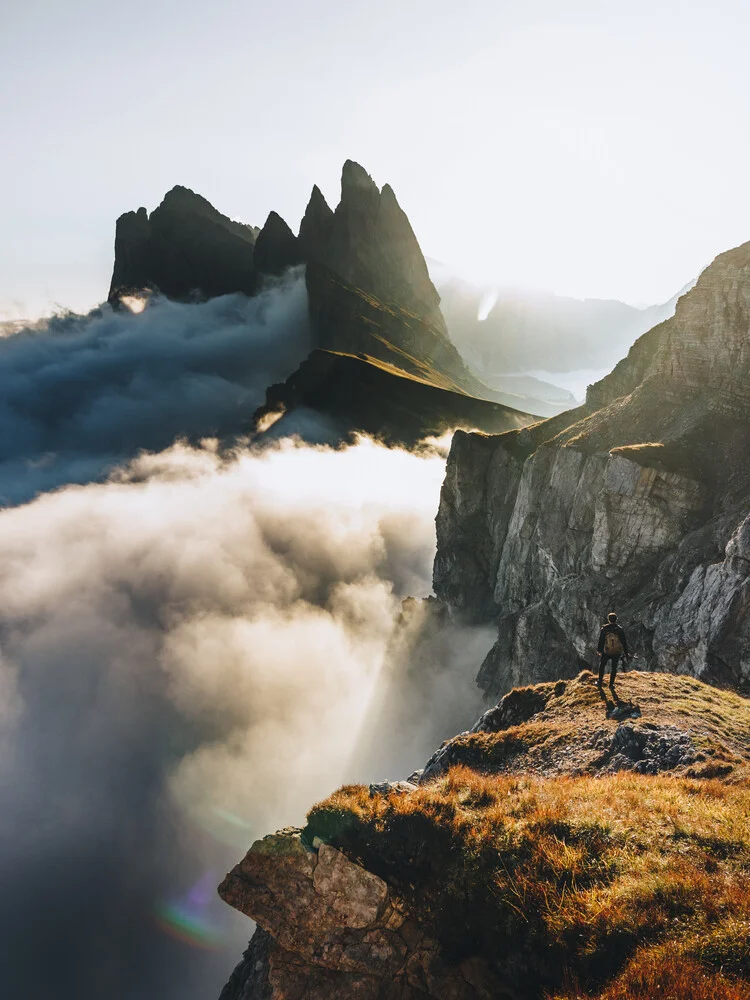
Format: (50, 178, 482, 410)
(428, 671, 750, 781)
(306, 763, 750, 997)
(553, 953, 750, 999)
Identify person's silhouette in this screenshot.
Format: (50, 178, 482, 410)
(597, 612, 630, 687)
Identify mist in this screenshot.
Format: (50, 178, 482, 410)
(0, 269, 500, 998)
(0, 269, 310, 504)
(0, 430, 493, 998)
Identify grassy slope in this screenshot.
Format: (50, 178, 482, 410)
(425, 671, 750, 782)
(306, 672, 750, 999)
(258, 348, 535, 446)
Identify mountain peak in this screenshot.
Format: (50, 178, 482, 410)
(298, 185, 334, 254)
(108, 187, 257, 302)
(253, 211, 301, 276)
(157, 185, 218, 215)
(340, 159, 378, 197)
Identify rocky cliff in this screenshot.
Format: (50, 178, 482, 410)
(217, 671, 750, 999)
(302, 161, 445, 333)
(285, 161, 500, 404)
(107, 164, 536, 440)
(107, 163, 485, 393)
(434, 239, 750, 698)
(108, 186, 260, 302)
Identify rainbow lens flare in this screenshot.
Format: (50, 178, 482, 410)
(154, 870, 228, 951)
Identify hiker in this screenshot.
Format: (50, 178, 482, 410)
(597, 612, 630, 687)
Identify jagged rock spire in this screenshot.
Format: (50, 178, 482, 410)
(108, 186, 258, 303)
(302, 160, 447, 333)
(253, 211, 302, 276)
(340, 159, 379, 198)
(298, 185, 334, 258)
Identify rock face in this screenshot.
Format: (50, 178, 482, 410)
(253, 212, 303, 277)
(108, 186, 260, 302)
(297, 164, 495, 402)
(302, 161, 445, 332)
(434, 240, 750, 698)
(218, 828, 508, 999)
(108, 164, 502, 414)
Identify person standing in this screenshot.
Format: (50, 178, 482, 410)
(597, 612, 630, 687)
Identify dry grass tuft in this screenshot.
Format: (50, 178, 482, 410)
(425, 670, 750, 782)
(553, 951, 750, 999)
(306, 763, 750, 997)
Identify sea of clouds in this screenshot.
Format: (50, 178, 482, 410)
(0, 277, 493, 999)
(0, 269, 311, 503)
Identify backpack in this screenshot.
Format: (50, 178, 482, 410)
(604, 629, 624, 656)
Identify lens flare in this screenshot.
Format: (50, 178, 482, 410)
(477, 289, 498, 322)
(154, 871, 229, 951)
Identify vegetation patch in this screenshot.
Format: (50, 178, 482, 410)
(306, 769, 750, 998)
(306, 673, 750, 998)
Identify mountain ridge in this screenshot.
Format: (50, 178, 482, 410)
(107, 162, 548, 442)
(434, 236, 750, 698)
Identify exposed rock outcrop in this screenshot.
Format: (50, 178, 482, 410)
(219, 828, 509, 999)
(303, 161, 445, 332)
(295, 164, 498, 403)
(218, 671, 750, 999)
(107, 165, 519, 441)
(253, 211, 303, 277)
(108, 186, 260, 302)
(434, 239, 750, 698)
(419, 670, 745, 782)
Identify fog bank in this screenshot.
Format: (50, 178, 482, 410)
(0, 433, 490, 999)
(0, 271, 309, 504)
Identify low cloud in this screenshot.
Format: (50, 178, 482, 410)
(0, 433, 493, 999)
(0, 274, 495, 999)
(0, 271, 310, 504)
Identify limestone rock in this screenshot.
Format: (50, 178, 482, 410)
(107, 165, 507, 418)
(305, 161, 445, 332)
(253, 212, 302, 276)
(298, 185, 335, 258)
(593, 722, 696, 775)
(419, 670, 748, 783)
(300, 163, 497, 403)
(108, 185, 259, 302)
(218, 828, 509, 999)
(433, 238, 750, 698)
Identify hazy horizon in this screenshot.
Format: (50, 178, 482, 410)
(3, 0, 750, 318)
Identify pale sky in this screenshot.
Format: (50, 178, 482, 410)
(2, 0, 750, 317)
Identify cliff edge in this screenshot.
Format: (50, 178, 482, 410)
(218, 671, 750, 999)
(434, 239, 750, 697)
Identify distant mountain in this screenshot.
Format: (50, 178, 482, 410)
(107, 163, 545, 442)
(109, 186, 261, 301)
(434, 238, 750, 698)
(432, 270, 697, 377)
